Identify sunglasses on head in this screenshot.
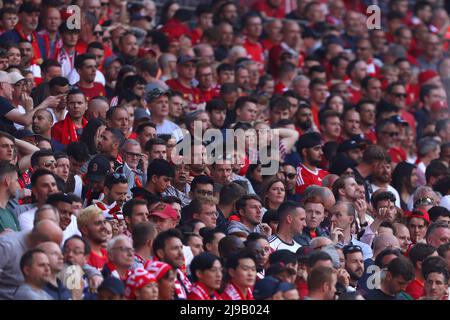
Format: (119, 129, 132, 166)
(343, 244, 362, 256)
(414, 197, 435, 208)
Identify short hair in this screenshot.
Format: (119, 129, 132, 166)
(144, 137, 167, 152)
(31, 169, 55, 188)
(307, 266, 335, 292)
(123, 198, 148, 219)
(75, 53, 97, 70)
(371, 191, 397, 209)
(67, 88, 86, 100)
(308, 251, 332, 268)
(106, 234, 132, 254)
(269, 95, 291, 111)
(419, 84, 439, 103)
(417, 138, 440, 158)
(425, 221, 450, 241)
(0, 131, 15, 144)
(132, 222, 157, 250)
(421, 255, 449, 282)
(206, 99, 227, 113)
(428, 206, 450, 222)
(387, 256, 415, 281)
(136, 122, 157, 135)
(20, 248, 47, 275)
(235, 194, 262, 213)
(235, 96, 257, 111)
(40, 59, 61, 75)
(49, 76, 69, 89)
(31, 149, 54, 168)
(87, 41, 104, 51)
(362, 145, 387, 164)
(191, 175, 214, 192)
(408, 243, 437, 268)
(220, 82, 239, 95)
(33, 204, 59, 226)
(425, 160, 448, 183)
(219, 182, 247, 206)
(63, 235, 91, 256)
(437, 242, 450, 257)
(277, 201, 304, 222)
(152, 228, 183, 259)
(225, 250, 256, 270)
(104, 173, 128, 189)
(77, 205, 103, 231)
(147, 158, 175, 180)
(374, 247, 401, 268)
(46, 192, 72, 207)
(217, 63, 234, 74)
(0, 160, 17, 178)
(190, 252, 221, 282)
(105, 127, 126, 147)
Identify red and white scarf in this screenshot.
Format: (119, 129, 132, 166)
(175, 268, 192, 300)
(93, 200, 124, 221)
(188, 282, 222, 300)
(221, 282, 254, 300)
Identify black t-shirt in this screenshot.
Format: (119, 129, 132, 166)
(0, 96, 16, 134)
(364, 289, 397, 300)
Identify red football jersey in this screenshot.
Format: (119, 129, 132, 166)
(295, 163, 329, 195)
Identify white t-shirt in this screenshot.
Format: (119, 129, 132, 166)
(268, 234, 302, 253)
(63, 215, 81, 243)
(155, 119, 184, 142)
(18, 207, 37, 232)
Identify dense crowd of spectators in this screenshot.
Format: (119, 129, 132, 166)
(0, 0, 449, 300)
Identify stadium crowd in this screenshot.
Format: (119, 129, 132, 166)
(0, 0, 449, 300)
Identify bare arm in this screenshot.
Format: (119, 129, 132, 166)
(15, 138, 39, 172)
(273, 128, 300, 153)
(5, 95, 61, 126)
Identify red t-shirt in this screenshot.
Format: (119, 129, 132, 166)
(243, 39, 265, 70)
(76, 82, 106, 102)
(405, 278, 424, 300)
(295, 163, 329, 195)
(166, 78, 204, 105)
(87, 248, 108, 270)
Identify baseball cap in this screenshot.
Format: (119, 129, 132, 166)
(125, 268, 156, 300)
(253, 276, 282, 300)
(145, 87, 170, 103)
(18, 3, 40, 13)
(177, 55, 198, 65)
(86, 155, 111, 182)
(0, 71, 14, 84)
(296, 132, 322, 152)
(149, 203, 179, 220)
(8, 72, 25, 84)
(390, 115, 409, 126)
(98, 276, 125, 296)
(418, 70, 439, 85)
(134, 107, 151, 121)
(408, 209, 431, 224)
(103, 55, 123, 70)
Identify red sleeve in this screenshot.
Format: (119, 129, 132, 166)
(405, 280, 424, 300)
(51, 121, 63, 143)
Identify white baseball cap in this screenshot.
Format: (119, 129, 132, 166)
(0, 71, 14, 84)
(8, 72, 25, 84)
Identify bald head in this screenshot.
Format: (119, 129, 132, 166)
(87, 97, 109, 120)
(310, 236, 333, 250)
(218, 235, 245, 260)
(31, 220, 64, 246)
(35, 109, 53, 122)
(373, 233, 400, 258)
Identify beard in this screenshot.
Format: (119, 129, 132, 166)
(347, 268, 364, 281)
(298, 120, 312, 131)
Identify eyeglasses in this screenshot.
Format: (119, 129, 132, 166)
(381, 131, 399, 137)
(392, 93, 407, 98)
(414, 197, 435, 208)
(124, 151, 142, 158)
(94, 31, 104, 36)
(196, 190, 213, 196)
(343, 244, 363, 256)
(63, 248, 85, 255)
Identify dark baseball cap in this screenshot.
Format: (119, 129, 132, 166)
(98, 277, 125, 296)
(253, 276, 282, 300)
(86, 155, 111, 182)
(177, 55, 198, 65)
(338, 134, 368, 153)
(390, 115, 409, 126)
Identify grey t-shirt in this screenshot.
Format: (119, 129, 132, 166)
(14, 284, 54, 300)
(0, 231, 29, 300)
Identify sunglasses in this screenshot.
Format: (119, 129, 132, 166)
(392, 93, 407, 98)
(343, 244, 363, 256)
(414, 197, 435, 208)
(94, 31, 104, 36)
(381, 131, 399, 137)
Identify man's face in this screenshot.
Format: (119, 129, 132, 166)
(427, 228, 450, 248)
(88, 48, 104, 67)
(343, 177, 359, 201)
(120, 35, 138, 57)
(211, 163, 232, 185)
(345, 251, 364, 280)
(196, 203, 217, 228)
(44, 7, 61, 32)
(56, 201, 73, 231)
(149, 144, 167, 161)
(305, 202, 325, 229)
(199, 12, 213, 30)
(209, 109, 226, 128)
(1, 13, 18, 31)
(271, 107, 290, 124)
(0, 81, 13, 100)
(0, 137, 14, 162)
(151, 95, 169, 119)
(237, 102, 258, 122)
(62, 31, 80, 47)
(178, 62, 196, 80)
(246, 16, 263, 39)
(191, 183, 214, 199)
(296, 107, 313, 130)
(218, 70, 234, 84)
(311, 84, 328, 105)
(152, 175, 172, 193)
(343, 110, 361, 136)
(138, 126, 156, 149)
(36, 156, 57, 173)
(159, 237, 184, 268)
(304, 145, 323, 167)
(374, 161, 392, 184)
(85, 214, 109, 244)
(292, 207, 307, 235)
(395, 226, 411, 253)
(79, 58, 97, 83)
(353, 61, 367, 82)
(378, 123, 399, 149)
(42, 242, 64, 274)
(25, 252, 51, 286)
(230, 258, 256, 289)
(67, 93, 87, 120)
(425, 272, 448, 299)
(21, 12, 39, 31)
(109, 238, 134, 268)
(241, 199, 262, 226)
(408, 218, 427, 243)
(388, 85, 407, 109)
(359, 103, 376, 126)
(388, 274, 411, 295)
(4, 171, 18, 199)
(365, 79, 382, 101)
(197, 66, 214, 89)
(109, 108, 129, 136)
(347, 147, 364, 163)
(97, 130, 116, 154)
(63, 238, 87, 266)
(322, 116, 341, 139)
(32, 110, 52, 135)
(376, 199, 397, 222)
(122, 143, 142, 169)
(330, 203, 352, 230)
(281, 164, 297, 192)
(32, 174, 58, 204)
(169, 96, 184, 119)
(104, 182, 128, 206)
(128, 204, 149, 227)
